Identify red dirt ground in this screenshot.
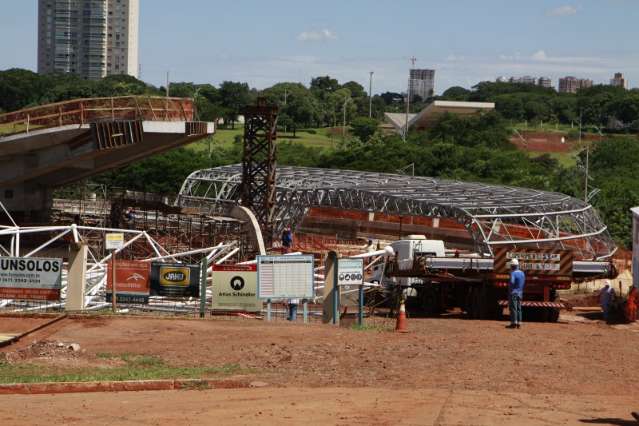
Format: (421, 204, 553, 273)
(1, 314, 639, 425)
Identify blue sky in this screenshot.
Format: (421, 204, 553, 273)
(1, 0, 638, 93)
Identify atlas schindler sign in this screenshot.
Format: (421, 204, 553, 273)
(0, 257, 63, 301)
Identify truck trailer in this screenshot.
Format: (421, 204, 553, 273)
(370, 235, 617, 322)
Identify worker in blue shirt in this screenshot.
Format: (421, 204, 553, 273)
(507, 258, 525, 329)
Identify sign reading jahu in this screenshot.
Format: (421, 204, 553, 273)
(150, 262, 200, 297)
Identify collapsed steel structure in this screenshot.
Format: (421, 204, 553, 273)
(178, 165, 617, 260)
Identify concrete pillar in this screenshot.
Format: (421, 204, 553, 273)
(322, 251, 339, 325)
(66, 243, 88, 311)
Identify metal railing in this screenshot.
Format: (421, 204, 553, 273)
(0, 96, 196, 136)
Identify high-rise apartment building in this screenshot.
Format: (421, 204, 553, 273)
(537, 77, 552, 89)
(38, 0, 139, 80)
(558, 76, 593, 94)
(610, 73, 628, 89)
(409, 69, 435, 101)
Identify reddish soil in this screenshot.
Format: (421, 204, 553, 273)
(1, 314, 639, 424)
(510, 131, 602, 153)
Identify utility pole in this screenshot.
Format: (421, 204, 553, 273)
(283, 88, 288, 133)
(404, 57, 417, 141)
(581, 111, 589, 203)
(369, 71, 374, 118)
(166, 71, 170, 97)
(343, 97, 350, 140)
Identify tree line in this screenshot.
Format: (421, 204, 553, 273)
(2, 68, 638, 248)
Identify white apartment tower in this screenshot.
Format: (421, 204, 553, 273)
(38, 0, 139, 80)
(409, 69, 436, 101)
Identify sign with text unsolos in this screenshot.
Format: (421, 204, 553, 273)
(106, 260, 150, 304)
(150, 262, 200, 297)
(211, 264, 261, 312)
(0, 257, 62, 301)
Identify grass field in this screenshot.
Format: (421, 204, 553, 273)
(0, 353, 241, 384)
(187, 127, 340, 153)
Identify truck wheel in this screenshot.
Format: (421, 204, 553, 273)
(547, 308, 560, 323)
(479, 284, 500, 320)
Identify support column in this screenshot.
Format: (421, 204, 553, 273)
(66, 243, 88, 311)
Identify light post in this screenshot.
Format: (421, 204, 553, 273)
(343, 97, 352, 140)
(369, 71, 374, 118)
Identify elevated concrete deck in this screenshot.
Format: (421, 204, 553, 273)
(0, 96, 214, 214)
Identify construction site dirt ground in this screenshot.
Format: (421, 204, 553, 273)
(1, 313, 639, 425)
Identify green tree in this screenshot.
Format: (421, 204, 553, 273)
(350, 117, 379, 142)
(218, 81, 252, 128)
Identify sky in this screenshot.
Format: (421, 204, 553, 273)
(1, 0, 638, 94)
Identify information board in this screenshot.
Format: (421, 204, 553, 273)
(494, 248, 573, 276)
(150, 262, 200, 297)
(211, 264, 261, 312)
(0, 257, 62, 300)
(105, 233, 124, 251)
(257, 255, 314, 299)
(337, 258, 364, 286)
(106, 260, 150, 304)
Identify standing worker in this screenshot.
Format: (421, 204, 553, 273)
(281, 225, 293, 254)
(507, 258, 525, 329)
(287, 298, 299, 321)
(599, 280, 615, 322)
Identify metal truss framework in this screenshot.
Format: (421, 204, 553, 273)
(241, 100, 278, 244)
(177, 165, 617, 260)
(0, 222, 239, 313)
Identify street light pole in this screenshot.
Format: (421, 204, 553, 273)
(369, 71, 374, 118)
(343, 97, 351, 140)
(404, 57, 417, 142)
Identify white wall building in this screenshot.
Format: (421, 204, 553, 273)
(38, 0, 139, 80)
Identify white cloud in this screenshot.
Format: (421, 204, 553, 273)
(546, 5, 578, 16)
(297, 29, 337, 42)
(531, 50, 548, 61)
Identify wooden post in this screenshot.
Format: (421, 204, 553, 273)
(111, 251, 117, 313)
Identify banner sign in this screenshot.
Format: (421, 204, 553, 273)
(337, 258, 364, 286)
(106, 260, 150, 304)
(632, 207, 639, 288)
(494, 248, 573, 276)
(211, 264, 261, 312)
(257, 255, 314, 299)
(105, 233, 124, 251)
(0, 257, 62, 301)
(150, 262, 200, 297)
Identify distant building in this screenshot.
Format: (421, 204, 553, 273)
(383, 100, 495, 134)
(409, 69, 435, 101)
(537, 77, 552, 88)
(558, 76, 593, 94)
(610, 72, 628, 89)
(38, 0, 139, 80)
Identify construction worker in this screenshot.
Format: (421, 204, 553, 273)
(625, 286, 637, 323)
(507, 258, 525, 329)
(599, 280, 615, 321)
(286, 298, 299, 321)
(365, 238, 375, 253)
(281, 225, 293, 254)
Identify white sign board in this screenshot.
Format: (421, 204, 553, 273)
(257, 255, 314, 299)
(105, 233, 124, 250)
(337, 258, 364, 286)
(632, 207, 639, 288)
(0, 257, 63, 300)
